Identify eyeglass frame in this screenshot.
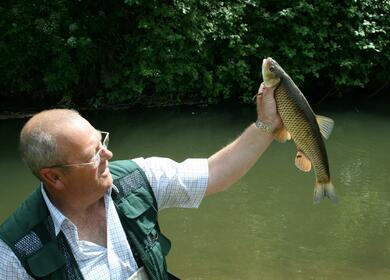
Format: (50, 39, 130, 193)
(47, 131, 109, 169)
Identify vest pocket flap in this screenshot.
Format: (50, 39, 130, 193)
(27, 241, 66, 277)
(117, 188, 155, 219)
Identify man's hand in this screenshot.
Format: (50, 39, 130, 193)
(256, 83, 282, 132)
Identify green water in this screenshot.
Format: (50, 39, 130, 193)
(1, 97, 389, 279)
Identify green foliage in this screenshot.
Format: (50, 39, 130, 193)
(0, 0, 389, 108)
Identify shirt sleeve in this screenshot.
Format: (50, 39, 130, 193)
(132, 157, 208, 210)
(0, 239, 34, 280)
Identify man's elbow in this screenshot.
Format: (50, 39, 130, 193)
(205, 181, 231, 196)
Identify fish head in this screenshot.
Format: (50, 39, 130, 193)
(262, 57, 282, 88)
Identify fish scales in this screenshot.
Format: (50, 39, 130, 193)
(261, 57, 337, 203)
(275, 82, 330, 183)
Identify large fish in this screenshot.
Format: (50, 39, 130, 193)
(262, 57, 337, 204)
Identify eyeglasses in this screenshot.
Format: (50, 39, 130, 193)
(49, 131, 109, 169)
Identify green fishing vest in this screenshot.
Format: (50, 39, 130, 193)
(0, 160, 178, 280)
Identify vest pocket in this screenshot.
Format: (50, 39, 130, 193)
(27, 240, 66, 277)
(117, 187, 156, 229)
(112, 164, 173, 279)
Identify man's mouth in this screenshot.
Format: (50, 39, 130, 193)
(99, 165, 110, 177)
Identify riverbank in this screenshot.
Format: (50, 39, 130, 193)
(1, 84, 388, 120)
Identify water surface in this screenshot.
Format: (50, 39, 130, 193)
(1, 97, 389, 279)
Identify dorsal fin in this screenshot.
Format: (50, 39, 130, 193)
(316, 115, 334, 140)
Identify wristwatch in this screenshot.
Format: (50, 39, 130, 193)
(255, 119, 275, 134)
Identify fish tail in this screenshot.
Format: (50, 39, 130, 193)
(313, 181, 338, 204)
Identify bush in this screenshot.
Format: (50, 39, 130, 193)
(0, 0, 388, 109)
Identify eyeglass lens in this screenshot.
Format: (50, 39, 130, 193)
(93, 132, 109, 167)
(102, 132, 109, 148)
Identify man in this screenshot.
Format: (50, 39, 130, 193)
(0, 84, 281, 279)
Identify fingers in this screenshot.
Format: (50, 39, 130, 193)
(256, 83, 276, 115)
(258, 83, 265, 95)
(255, 83, 282, 130)
(257, 83, 274, 104)
(253, 82, 265, 101)
(254, 83, 276, 114)
(258, 83, 274, 95)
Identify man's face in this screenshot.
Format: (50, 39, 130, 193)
(58, 120, 113, 203)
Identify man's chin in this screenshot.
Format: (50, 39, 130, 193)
(105, 175, 113, 188)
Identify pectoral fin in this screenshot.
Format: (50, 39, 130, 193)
(273, 126, 291, 143)
(316, 115, 334, 140)
(295, 150, 312, 172)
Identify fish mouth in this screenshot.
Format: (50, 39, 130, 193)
(263, 57, 275, 69)
(262, 58, 269, 75)
(262, 57, 271, 68)
(262, 57, 275, 87)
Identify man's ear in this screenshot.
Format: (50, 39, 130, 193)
(39, 168, 65, 190)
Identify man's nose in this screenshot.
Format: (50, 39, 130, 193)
(101, 147, 113, 161)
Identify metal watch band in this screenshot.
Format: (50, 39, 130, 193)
(255, 119, 274, 134)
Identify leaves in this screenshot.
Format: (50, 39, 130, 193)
(0, 0, 389, 108)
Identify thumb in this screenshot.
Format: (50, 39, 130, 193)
(258, 85, 275, 104)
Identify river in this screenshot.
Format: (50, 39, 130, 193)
(1, 96, 389, 279)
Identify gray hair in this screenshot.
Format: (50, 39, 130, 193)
(20, 129, 62, 178)
(19, 109, 82, 178)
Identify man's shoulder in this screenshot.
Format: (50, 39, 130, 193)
(0, 238, 33, 279)
(0, 188, 45, 244)
(109, 159, 141, 180)
(109, 159, 153, 199)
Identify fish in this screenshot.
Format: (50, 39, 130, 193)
(261, 57, 337, 204)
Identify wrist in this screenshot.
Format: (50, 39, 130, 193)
(254, 119, 276, 134)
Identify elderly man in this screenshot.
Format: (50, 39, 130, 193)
(0, 84, 281, 280)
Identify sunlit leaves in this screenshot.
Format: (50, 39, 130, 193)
(0, 0, 388, 108)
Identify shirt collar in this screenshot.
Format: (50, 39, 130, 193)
(40, 183, 118, 236)
(40, 183, 66, 236)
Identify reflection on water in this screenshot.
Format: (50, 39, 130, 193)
(340, 158, 368, 187)
(1, 97, 390, 279)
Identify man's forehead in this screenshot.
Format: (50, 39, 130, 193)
(55, 120, 99, 148)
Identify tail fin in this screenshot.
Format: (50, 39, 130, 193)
(313, 181, 338, 204)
